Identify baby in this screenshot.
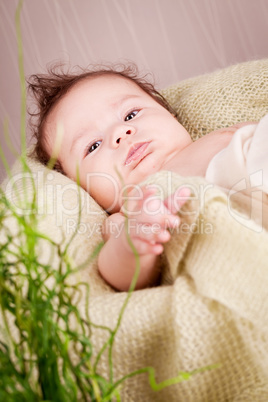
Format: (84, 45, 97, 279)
(28, 63, 266, 291)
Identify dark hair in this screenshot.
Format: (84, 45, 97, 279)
(27, 62, 175, 173)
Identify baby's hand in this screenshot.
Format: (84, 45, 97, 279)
(120, 186, 190, 256)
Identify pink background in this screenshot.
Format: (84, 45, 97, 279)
(1, 0, 268, 179)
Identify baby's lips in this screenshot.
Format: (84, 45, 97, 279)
(125, 142, 150, 166)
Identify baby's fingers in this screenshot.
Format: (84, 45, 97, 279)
(121, 186, 157, 216)
(164, 187, 191, 215)
(135, 198, 181, 229)
(129, 237, 165, 256)
(129, 222, 171, 244)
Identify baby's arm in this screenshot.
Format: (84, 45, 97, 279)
(98, 187, 190, 291)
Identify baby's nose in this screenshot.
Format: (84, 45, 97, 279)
(116, 128, 133, 144)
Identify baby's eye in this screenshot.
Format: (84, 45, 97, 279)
(86, 140, 102, 155)
(124, 110, 139, 121)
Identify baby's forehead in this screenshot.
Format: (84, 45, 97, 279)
(45, 73, 146, 122)
(77, 72, 145, 93)
(46, 72, 152, 126)
(70, 74, 152, 109)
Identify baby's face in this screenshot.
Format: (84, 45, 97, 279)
(44, 74, 192, 212)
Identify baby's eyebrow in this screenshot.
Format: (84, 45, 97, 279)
(111, 94, 141, 108)
(71, 130, 91, 154)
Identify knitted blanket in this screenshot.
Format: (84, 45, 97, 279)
(1, 59, 268, 400)
(89, 172, 268, 401)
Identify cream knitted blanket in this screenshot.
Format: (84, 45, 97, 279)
(93, 174, 268, 402)
(1, 59, 268, 400)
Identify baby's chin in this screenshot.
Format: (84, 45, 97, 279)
(127, 160, 162, 186)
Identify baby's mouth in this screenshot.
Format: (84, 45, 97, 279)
(125, 142, 150, 166)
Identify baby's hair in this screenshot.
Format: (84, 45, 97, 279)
(27, 62, 175, 173)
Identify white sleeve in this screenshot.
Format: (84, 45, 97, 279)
(206, 113, 268, 194)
